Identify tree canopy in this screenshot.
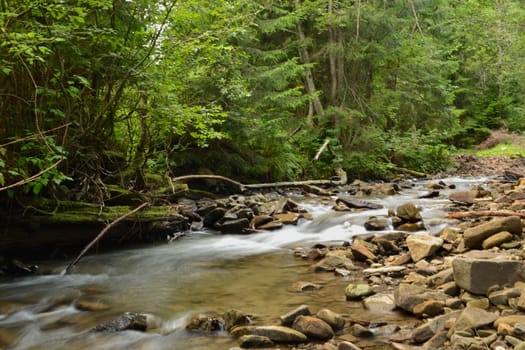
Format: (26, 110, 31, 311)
(1, 0, 525, 200)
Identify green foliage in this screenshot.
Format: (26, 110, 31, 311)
(475, 142, 525, 158)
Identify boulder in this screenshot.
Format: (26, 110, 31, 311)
(463, 216, 522, 249)
(316, 309, 346, 330)
(230, 325, 308, 343)
(273, 213, 301, 225)
(452, 252, 525, 295)
(406, 235, 444, 262)
(396, 202, 422, 223)
(336, 196, 383, 210)
(91, 312, 147, 332)
(426, 268, 454, 288)
(345, 284, 375, 300)
(203, 207, 226, 227)
(292, 315, 334, 340)
(251, 215, 274, 228)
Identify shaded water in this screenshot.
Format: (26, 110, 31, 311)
(0, 177, 489, 349)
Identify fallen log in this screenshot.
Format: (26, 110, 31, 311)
(445, 210, 525, 219)
(62, 202, 151, 275)
(173, 168, 347, 192)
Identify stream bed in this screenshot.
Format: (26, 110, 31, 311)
(0, 177, 489, 350)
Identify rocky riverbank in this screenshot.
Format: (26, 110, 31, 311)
(66, 171, 525, 350)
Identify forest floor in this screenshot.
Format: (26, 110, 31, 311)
(447, 153, 525, 177)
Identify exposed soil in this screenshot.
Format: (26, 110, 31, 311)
(446, 154, 525, 178)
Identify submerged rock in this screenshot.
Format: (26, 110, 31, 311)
(91, 312, 147, 332)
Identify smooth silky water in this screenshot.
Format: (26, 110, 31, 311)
(0, 177, 489, 349)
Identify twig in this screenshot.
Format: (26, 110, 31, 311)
(313, 139, 330, 162)
(62, 202, 151, 275)
(0, 159, 62, 192)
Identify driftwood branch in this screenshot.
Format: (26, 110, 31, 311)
(313, 139, 330, 162)
(445, 211, 525, 219)
(62, 202, 151, 275)
(173, 169, 347, 192)
(0, 159, 63, 192)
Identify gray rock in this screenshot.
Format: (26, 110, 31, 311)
(406, 234, 444, 262)
(336, 196, 383, 209)
(363, 266, 406, 276)
(279, 304, 311, 326)
(363, 293, 396, 312)
(350, 323, 373, 337)
(338, 341, 362, 350)
(449, 190, 478, 205)
(350, 240, 377, 262)
(488, 288, 521, 306)
(453, 307, 498, 332)
(345, 283, 375, 300)
(91, 312, 147, 332)
(292, 315, 334, 340)
(216, 218, 250, 234)
(394, 283, 449, 313)
(463, 216, 522, 249)
(412, 300, 445, 317)
(427, 267, 454, 288)
(223, 309, 252, 330)
(452, 252, 525, 295)
(411, 310, 461, 343)
(230, 325, 308, 343)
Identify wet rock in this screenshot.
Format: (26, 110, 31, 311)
(350, 240, 377, 262)
(203, 207, 227, 227)
(230, 325, 308, 343)
(223, 309, 252, 330)
(452, 252, 525, 294)
(280, 304, 311, 326)
(338, 341, 362, 350)
(216, 218, 250, 234)
(251, 215, 274, 228)
(349, 323, 373, 337)
(336, 196, 383, 210)
(453, 307, 498, 332)
(316, 309, 346, 331)
(238, 334, 274, 348)
(406, 234, 444, 262)
(186, 312, 225, 332)
(396, 202, 422, 223)
(482, 231, 513, 249)
(394, 283, 449, 313)
(1, 259, 38, 276)
(292, 315, 334, 340)
(292, 281, 322, 292)
(396, 222, 426, 232)
(74, 296, 111, 311)
(364, 216, 390, 231)
(373, 237, 401, 254)
(419, 190, 440, 199)
(273, 212, 301, 225)
(363, 293, 396, 312)
(257, 220, 283, 230)
(91, 312, 147, 332)
(345, 283, 375, 300)
(463, 216, 522, 249)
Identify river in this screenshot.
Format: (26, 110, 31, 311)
(0, 177, 488, 349)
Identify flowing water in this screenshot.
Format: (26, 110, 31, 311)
(0, 177, 489, 350)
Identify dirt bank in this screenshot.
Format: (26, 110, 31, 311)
(445, 154, 525, 178)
